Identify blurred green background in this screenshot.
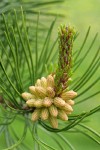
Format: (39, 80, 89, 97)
(0, 0, 99, 150)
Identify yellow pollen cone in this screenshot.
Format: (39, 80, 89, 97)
(35, 86, 46, 98)
(21, 73, 77, 128)
(29, 86, 37, 96)
(41, 108, 49, 120)
(31, 109, 41, 121)
(58, 109, 68, 121)
(49, 116, 58, 128)
(63, 103, 73, 112)
(41, 77, 47, 88)
(61, 90, 77, 101)
(26, 99, 35, 107)
(65, 111, 72, 115)
(47, 75, 54, 87)
(49, 105, 58, 117)
(43, 97, 53, 107)
(21, 92, 35, 101)
(54, 97, 65, 108)
(47, 87, 55, 98)
(33, 99, 43, 108)
(35, 79, 41, 86)
(67, 100, 75, 106)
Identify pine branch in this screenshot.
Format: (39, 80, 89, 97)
(0, 6, 99, 150)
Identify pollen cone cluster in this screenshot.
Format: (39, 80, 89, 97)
(22, 75, 77, 128)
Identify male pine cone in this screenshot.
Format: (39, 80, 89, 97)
(22, 75, 77, 128)
(22, 25, 77, 128)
